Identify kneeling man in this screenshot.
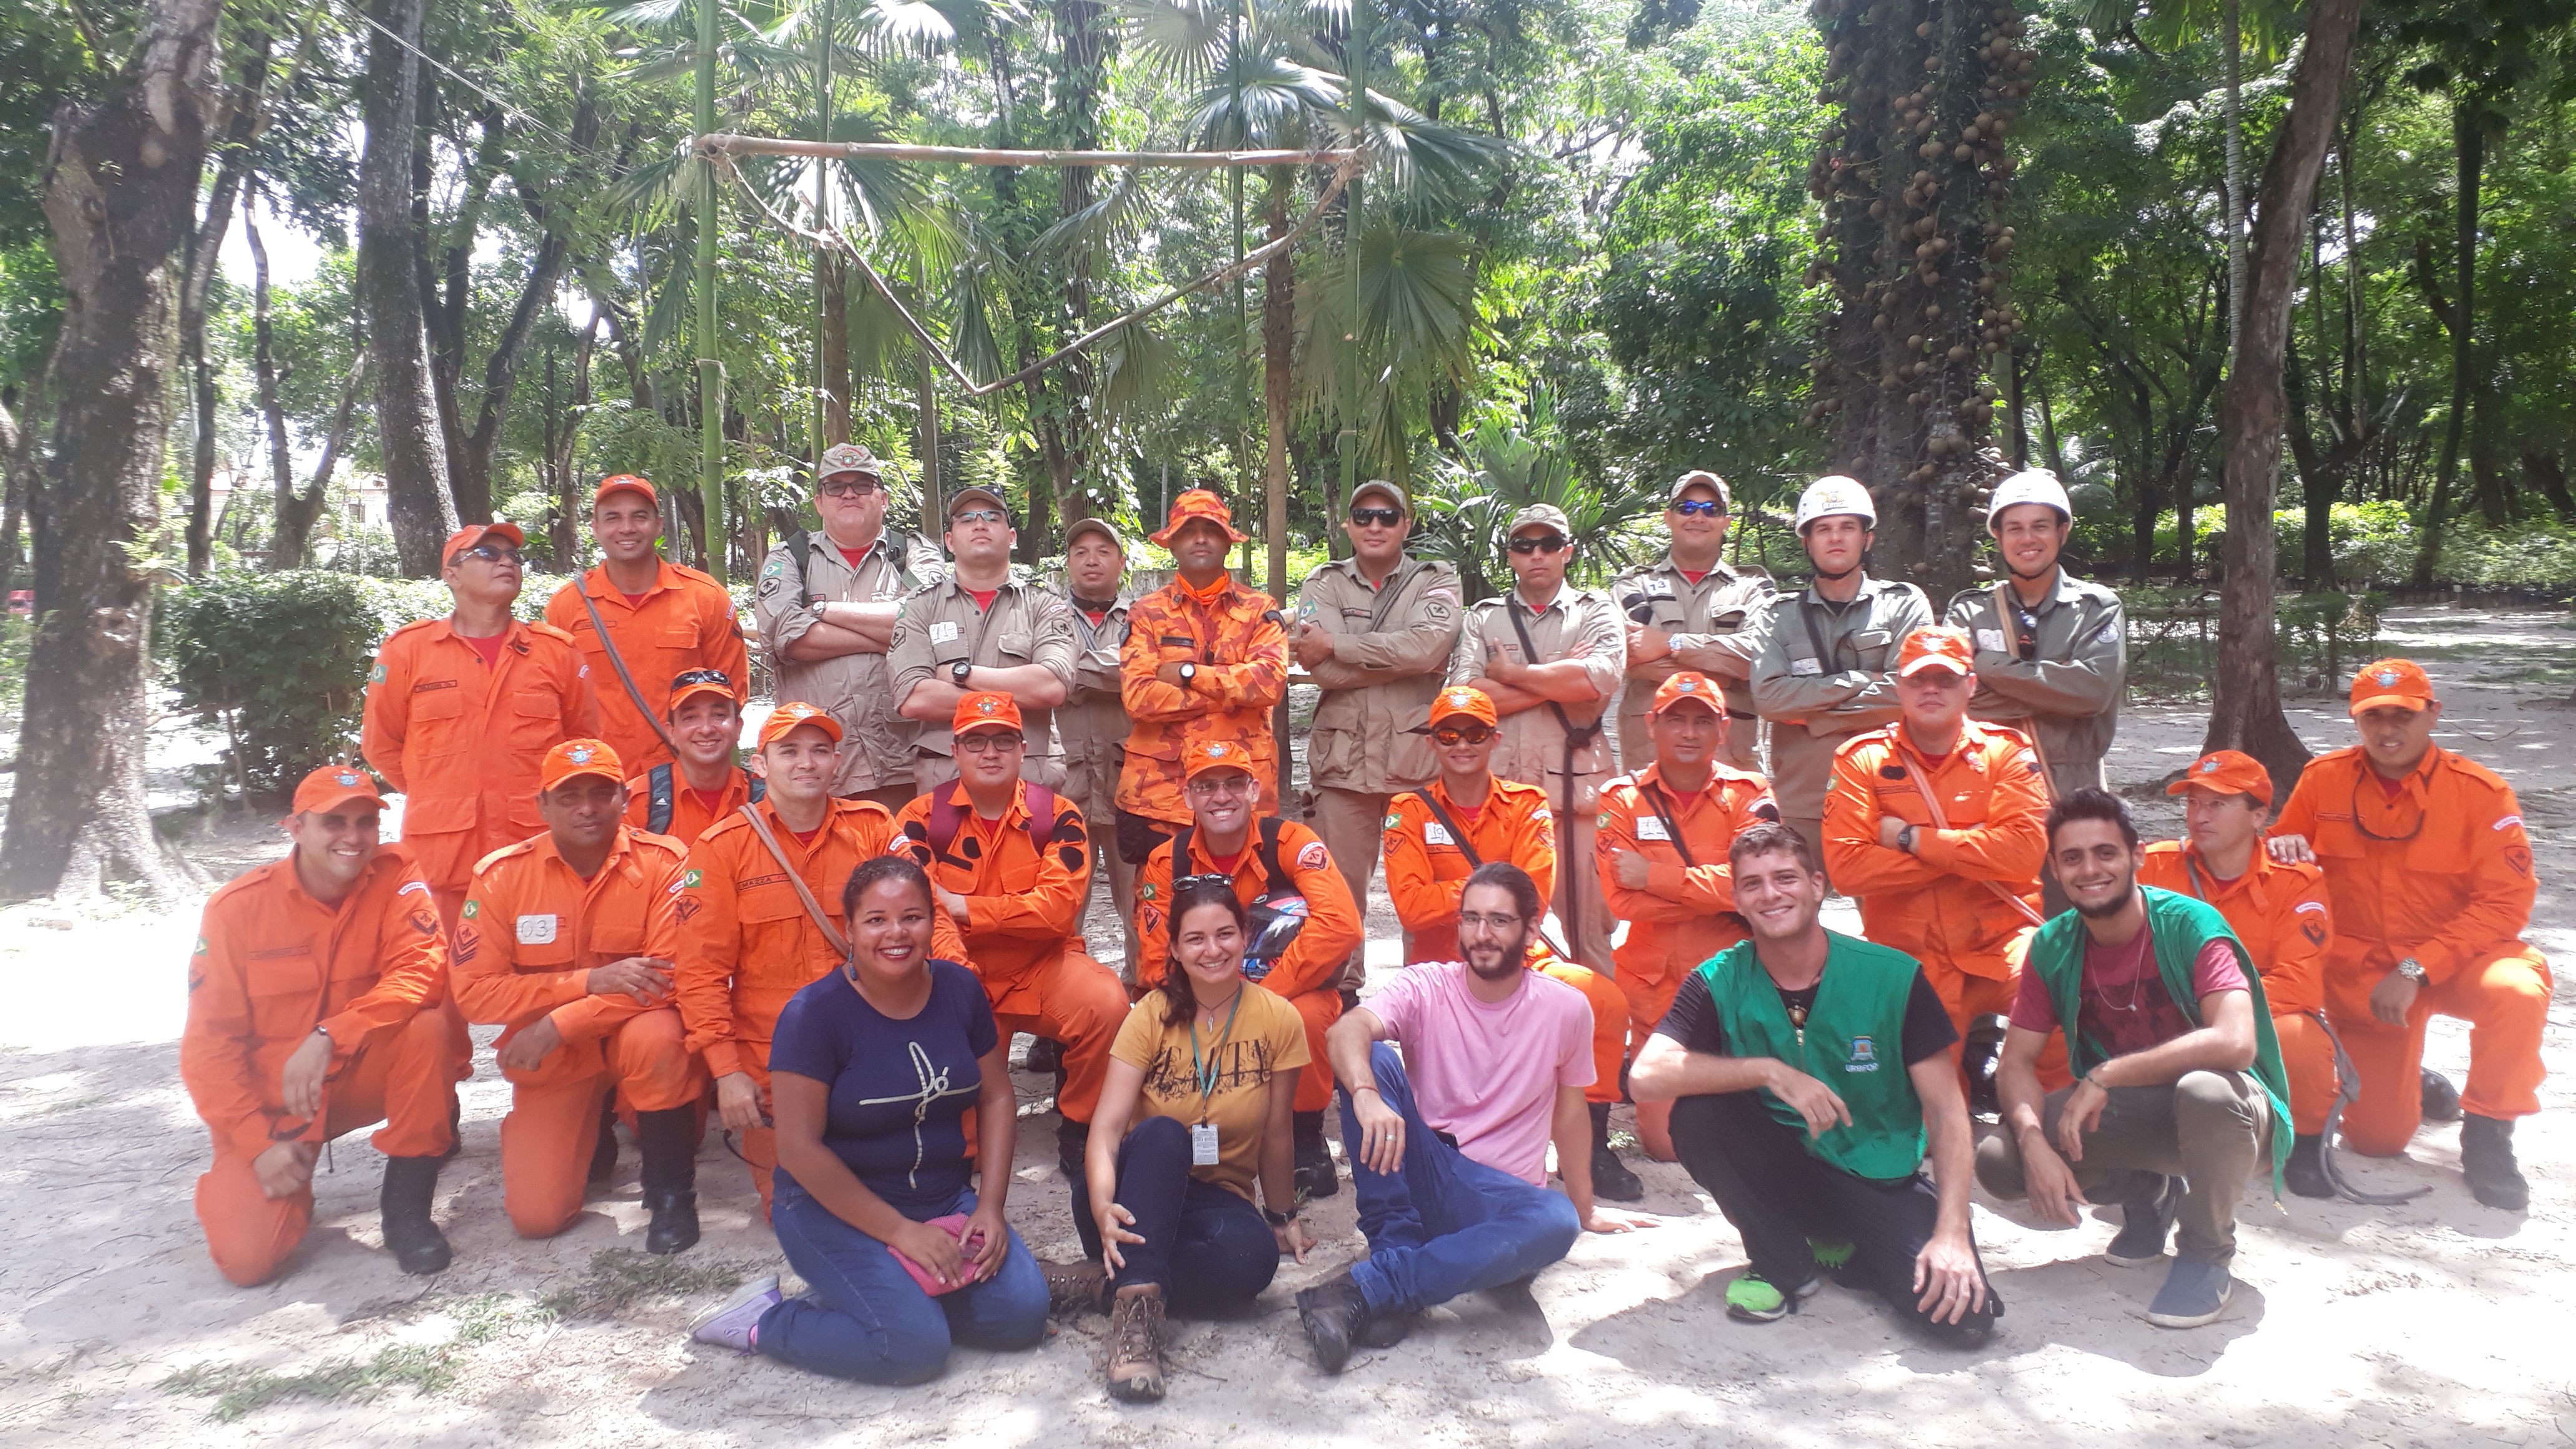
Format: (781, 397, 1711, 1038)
(1300, 863, 1651, 1372)
(1974, 789, 2292, 1330)
(1630, 823, 1994, 1342)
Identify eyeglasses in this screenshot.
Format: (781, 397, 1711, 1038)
(1349, 507, 1404, 527)
(955, 731, 1024, 754)
(1671, 499, 1727, 518)
(1458, 910, 1525, 932)
(1184, 774, 1254, 796)
(1508, 534, 1569, 555)
(1431, 725, 1496, 746)
(950, 509, 1009, 527)
(457, 544, 522, 565)
(819, 477, 886, 499)
(671, 668, 734, 690)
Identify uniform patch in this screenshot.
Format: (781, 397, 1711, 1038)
(2507, 846, 2532, 877)
(193, 935, 210, 955)
(461, 900, 481, 919)
(764, 558, 786, 578)
(409, 909, 439, 938)
(1531, 806, 1552, 827)
(398, 880, 430, 897)
(674, 896, 701, 923)
(1790, 658, 1823, 677)
(2093, 623, 2119, 645)
(1634, 816, 1671, 842)
(1752, 800, 1780, 822)
(1879, 764, 1908, 780)
(1140, 881, 1158, 901)
(682, 869, 703, 888)
(1975, 628, 2007, 653)
(517, 914, 560, 945)
(2301, 920, 2328, 947)
(368, 664, 387, 683)
(1423, 821, 1454, 846)
(2494, 814, 2524, 831)
(930, 620, 963, 643)
(1846, 1035, 1878, 1073)
(1297, 841, 1330, 872)
(1383, 813, 1402, 831)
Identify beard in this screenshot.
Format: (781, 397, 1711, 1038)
(1463, 932, 1531, 980)
(2071, 877, 2138, 919)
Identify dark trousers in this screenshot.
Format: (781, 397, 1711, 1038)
(1670, 1091, 1998, 1335)
(1106, 1115, 1280, 1315)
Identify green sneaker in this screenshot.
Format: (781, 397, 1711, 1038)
(1725, 1271, 1821, 1323)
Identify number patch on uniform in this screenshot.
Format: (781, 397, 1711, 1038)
(1976, 628, 2007, 653)
(516, 914, 560, 945)
(930, 620, 962, 643)
(1634, 816, 1671, 842)
(1424, 821, 1454, 846)
(1790, 658, 1823, 676)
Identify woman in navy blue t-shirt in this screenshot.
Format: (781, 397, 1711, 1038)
(690, 856, 1046, 1382)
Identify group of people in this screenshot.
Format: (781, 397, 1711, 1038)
(180, 449, 2550, 1399)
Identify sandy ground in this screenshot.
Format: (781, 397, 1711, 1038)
(2, 605, 2574, 1445)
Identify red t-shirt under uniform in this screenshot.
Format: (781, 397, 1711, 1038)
(2008, 916, 2248, 1061)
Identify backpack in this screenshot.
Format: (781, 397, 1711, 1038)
(644, 764, 763, 835)
(922, 779, 1063, 861)
(1169, 816, 1307, 983)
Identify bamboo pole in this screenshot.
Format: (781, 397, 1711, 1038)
(693, 0, 726, 582)
(697, 134, 1359, 169)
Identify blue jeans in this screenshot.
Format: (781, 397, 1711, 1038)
(758, 1186, 1049, 1384)
(1108, 1115, 1280, 1314)
(1339, 1043, 1581, 1316)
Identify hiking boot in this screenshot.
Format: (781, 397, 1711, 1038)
(1587, 1102, 1644, 1203)
(2144, 1256, 2232, 1329)
(1724, 1271, 1822, 1324)
(2461, 1114, 2530, 1211)
(2420, 1068, 2463, 1124)
(637, 1106, 701, 1254)
(2104, 1177, 2177, 1268)
(1294, 1110, 1340, 1200)
(1105, 1284, 1169, 1402)
(2285, 1133, 2334, 1200)
(1963, 1021, 2005, 1118)
(379, 1156, 452, 1276)
(1023, 1036, 1065, 1077)
(691, 1275, 780, 1353)
(587, 1101, 620, 1186)
(645, 1188, 701, 1256)
(1354, 1308, 1418, 1349)
(1295, 1268, 1375, 1372)
(1056, 1116, 1091, 1183)
(1044, 1258, 1109, 1318)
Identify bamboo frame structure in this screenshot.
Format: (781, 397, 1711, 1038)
(695, 134, 1361, 170)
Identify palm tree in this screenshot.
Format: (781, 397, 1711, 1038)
(1412, 398, 1667, 602)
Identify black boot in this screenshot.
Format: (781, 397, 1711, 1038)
(1587, 1102, 1644, 1203)
(1023, 1036, 1064, 1076)
(379, 1156, 452, 1274)
(1294, 1110, 1339, 1199)
(637, 1107, 701, 1254)
(1963, 1022, 2004, 1118)
(1295, 1267, 1376, 1373)
(2284, 1133, 2334, 1199)
(2421, 1068, 2463, 1124)
(1056, 1116, 1091, 1181)
(588, 1100, 620, 1187)
(2461, 1114, 2530, 1211)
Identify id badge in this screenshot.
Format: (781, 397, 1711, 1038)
(1190, 1123, 1220, 1166)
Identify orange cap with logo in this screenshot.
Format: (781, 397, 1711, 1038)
(759, 701, 846, 748)
(540, 738, 626, 791)
(2167, 749, 2273, 807)
(592, 474, 656, 509)
(1183, 737, 1257, 781)
(442, 520, 526, 567)
(1896, 626, 1977, 678)
(1425, 685, 1499, 728)
(1151, 488, 1248, 547)
(1649, 671, 1726, 715)
(293, 764, 388, 816)
(2349, 658, 2436, 716)
(952, 691, 1025, 736)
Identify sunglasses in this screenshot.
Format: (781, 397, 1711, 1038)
(955, 731, 1024, 754)
(819, 477, 886, 499)
(1174, 872, 1238, 890)
(1349, 507, 1404, 527)
(1508, 534, 1569, 555)
(456, 544, 523, 565)
(671, 668, 734, 690)
(950, 509, 1010, 527)
(1671, 499, 1727, 517)
(1431, 725, 1496, 746)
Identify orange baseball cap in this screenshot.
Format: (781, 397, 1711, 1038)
(666, 668, 737, 716)
(759, 701, 846, 748)
(292, 764, 387, 816)
(1151, 488, 1248, 547)
(1426, 685, 1499, 728)
(952, 691, 1024, 736)
(1183, 737, 1257, 781)
(1650, 671, 1726, 715)
(2167, 749, 2273, 807)
(1896, 626, 1977, 678)
(442, 520, 526, 567)
(540, 738, 625, 791)
(2349, 658, 2436, 716)
(592, 474, 657, 509)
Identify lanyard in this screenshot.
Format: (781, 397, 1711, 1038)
(1189, 987, 1246, 1122)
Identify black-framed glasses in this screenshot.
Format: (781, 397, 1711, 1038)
(1672, 499, 1727, 517)
(1349, 507, 1404, 527)
(671, 668, 734, 691)
(457, 544, 522, 565)
(820, 477, 886, 499)
(1508, 534, 1569, 555)
(955, 731, 1025, 754)
(1431, 725, 1496, 746)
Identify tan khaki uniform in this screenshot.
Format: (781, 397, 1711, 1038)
(1445, 585, 1626, 974)
(888, 573, 1078, 792)
(1058, 592, 1136, 976)
(1748, 576, 1933, 881)
(752, 529, 945, 798)
(1943, 570, 2127, 798)
(1295, 555, 1464, 990)
(1609, 556, 1773, 772)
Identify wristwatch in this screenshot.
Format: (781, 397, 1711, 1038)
(1178, 662, 1198, 685)
(1897, 824, 1919, 854)
(949, 660, 973, 686)
(2395, 957, 2427, 984)
(1261, 1206, 1293, 1227)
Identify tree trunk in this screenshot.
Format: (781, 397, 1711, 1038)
(250, 200, 351, 568)
(2203, 0, 2366, 797)
(358, 0, 456, 573)
(547, 315, 600, 562)
(0, 381, 41, 604)
(0, 0, 225, 904)
(821, 254, 851, 445)
(181, 31, 275, 577)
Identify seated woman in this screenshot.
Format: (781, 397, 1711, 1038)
(1085, 877, 1314, 1401)
(690, 856, 1047, 1383)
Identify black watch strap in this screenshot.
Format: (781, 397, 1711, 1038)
(1261, 1206, 1292, 1227)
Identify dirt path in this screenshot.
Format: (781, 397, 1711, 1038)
(1, 607, 2570, 1446)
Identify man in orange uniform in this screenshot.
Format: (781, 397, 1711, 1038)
(1115, 490, 1288, 869)
(544, 476, 748, 773)
(1382, 686, 1637, 1200)
(672, 701, 968, 1214)
(1596, 671, 1780, 1160)
(1136, 738, 1362, 1198)
(2138, 749, 2337, 1199)
(364, 520, 601, 927)
(182, 766, 462, 1286)
(453, 739, 706, 1252)
(624, 670, 762, 846)
(894, 692, 1128, 1248)
(1825, 628, 2050, 1048)
(2269, 659, 2546, 1210)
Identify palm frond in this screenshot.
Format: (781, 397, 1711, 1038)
(1177, 53, 1340, 150)
(603, 0, 691, 30)
(1116, 0, 1232, 86)
(1030, 170, 1151, 265)
(1092, 318, 1175, 429)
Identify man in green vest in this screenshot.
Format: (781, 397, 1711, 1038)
(1629, 822, 1995, 1344)
(1974, 788, 2292, 1331)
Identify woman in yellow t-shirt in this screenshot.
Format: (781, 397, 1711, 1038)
(1084, 876, 1314, 1400)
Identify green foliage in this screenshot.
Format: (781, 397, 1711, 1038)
(163, 572, 385, 796)
(159, 1294, 531, 1422)
(1413, 400, 1665, 599)
(2122, 586, 2386, 698)
(539, 1247, 756, 1319)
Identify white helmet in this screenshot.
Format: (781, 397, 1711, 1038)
(1986, 469, 2072, 530)
(1794, 476, 1877, 532)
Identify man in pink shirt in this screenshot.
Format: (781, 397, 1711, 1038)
(1302, 862, 1654, 1371)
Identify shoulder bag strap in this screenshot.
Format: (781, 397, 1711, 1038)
(734, 804, 852, 956)
(747, 773, 766, 803)
(1799, 589, 1837, 673)
(1408, 790, 1483, 869)
(1023, 783, 1059, 858)
(577, 582, 681, 758)
(1986, 579, 2061, 799)
(784, 529, 815, 608)
(1257, 816, 1297, 897)
(925, 780, 966, 856)
(1895, 743, 2045, 928)
(1500, 598, 1602, 748)
(1363, 559, 1424, 634)
(1639, 780, 1697, 870)
(646, 763, 675, 834)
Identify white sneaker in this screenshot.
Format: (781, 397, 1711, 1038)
(691, 1274, 782, 1353)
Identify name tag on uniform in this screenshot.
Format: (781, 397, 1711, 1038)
(516, 914, 559, 945)
(1635, 817, 1672, 842)
(1424, 821, 1454, 846)
(1976, 628, 2007, 653)
(930, 620, 962, 644)
(1790, 658, 1823, 677)
(1191, 1123, 1220, 1166)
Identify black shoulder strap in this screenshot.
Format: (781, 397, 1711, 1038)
(1407, 790, 1483, 869)
(1257, 816, 1296, 897)
(1500, 598, 1603, 747)
(1171, 823, 1193, 874)
(784, 529, 815, 608)
(646, 763, 675, 834)
(1639, 779, 1697, 870)
(747, 773, 766, 803)
(1798, 588, 1837, 672)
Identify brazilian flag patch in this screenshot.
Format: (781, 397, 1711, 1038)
(192, 935, 209, 955)
(461, 900, 480, 919)
(683, 869, 703, 888)
(1382, 813, 1401, 830)
(368, 664, 386, 683)
(1139, 881, 1157, 900)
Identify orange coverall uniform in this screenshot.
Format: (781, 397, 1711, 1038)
(181, 846, 461, 1286)
(363, 617, 601, 922)
(1382, 776, 1627, 1108)
(545, 561, 748, 773)
(2272, 744, 2550, 1154)
(673, 796, 969, 1211)
(893, 784, 1127, 1126)
(1594, 762, 1779, 1037)
(623, 764, 761, 849)
(2139, 841, 2336, 1135)
(452, 826, 704, 1238)
(1136, 818, 1362, 1112)
(1825, 720, 2049, 1037)
(1116, 577, 1289, 828)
